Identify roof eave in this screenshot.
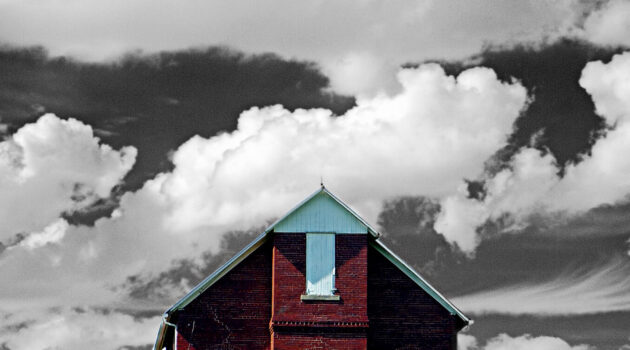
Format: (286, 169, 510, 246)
(166, 230, 271, 313)
(369, 238, 470, 327)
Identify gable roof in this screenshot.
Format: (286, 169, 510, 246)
(155, 187, 469, 348)
(164, 187, 378, 313)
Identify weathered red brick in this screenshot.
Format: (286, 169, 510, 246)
(367, 245, 458, 350)
(270, 233, 369, 349)
(175, 240, 273, 350)
(173, 234, 459, 350)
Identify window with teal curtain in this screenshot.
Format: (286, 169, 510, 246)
(306, 233, 335, 295)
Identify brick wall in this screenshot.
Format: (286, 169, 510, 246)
(171, 233, 460, 350)
(272, 327, 367, 350)
(271, 233, 368, 324)
(271, 233, 369, 349)
(367, 245, 457, 350)
(175, 240, 273, 350)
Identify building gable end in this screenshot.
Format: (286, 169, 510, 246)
(154, 187, 469, 350)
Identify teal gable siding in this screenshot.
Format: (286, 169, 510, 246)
(274, 191, 368, 233)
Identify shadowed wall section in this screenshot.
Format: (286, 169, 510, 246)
(175, 241, 273, 350)
(172, 237, 460, 350)
(367, 245, 458, 350)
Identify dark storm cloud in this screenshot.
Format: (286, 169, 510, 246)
(419, 39, 626, 169)
(376, 196, 630, 295)
(376, 196, 630, 349)
(477, 40, 625, 168)
(376, 196, 467, 277)
(532, 201, 630, 238)
(0, 45, 355, 193)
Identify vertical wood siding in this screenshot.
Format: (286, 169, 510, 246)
(274, 192, 368, 234)
(306, 233, 335, 295)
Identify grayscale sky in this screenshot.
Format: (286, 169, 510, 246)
(1, 1, 630, 349)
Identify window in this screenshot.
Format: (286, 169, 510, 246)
(305, 232, 335, 296)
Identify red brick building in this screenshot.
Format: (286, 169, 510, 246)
(153, 187, 470, 350)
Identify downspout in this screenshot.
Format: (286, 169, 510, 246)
(153, 312, 177, 350)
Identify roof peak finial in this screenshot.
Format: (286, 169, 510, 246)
(320, 176, 325, 189)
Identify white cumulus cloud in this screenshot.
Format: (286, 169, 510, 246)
(582, 0, 630, 48)
(0, 64, 526, 320)
(154, 64, 526, 238)
(458, 333, 479, 350)
(459, 333, 592, 350)
(322, 51, 401, 97)
(0, 308, 159, 350)
(434, 51, 630, 253)
(0, 114, 136, 242)
(19, 218, 69, 249)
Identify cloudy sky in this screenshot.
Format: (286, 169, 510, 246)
(1, 0, 630, 349)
